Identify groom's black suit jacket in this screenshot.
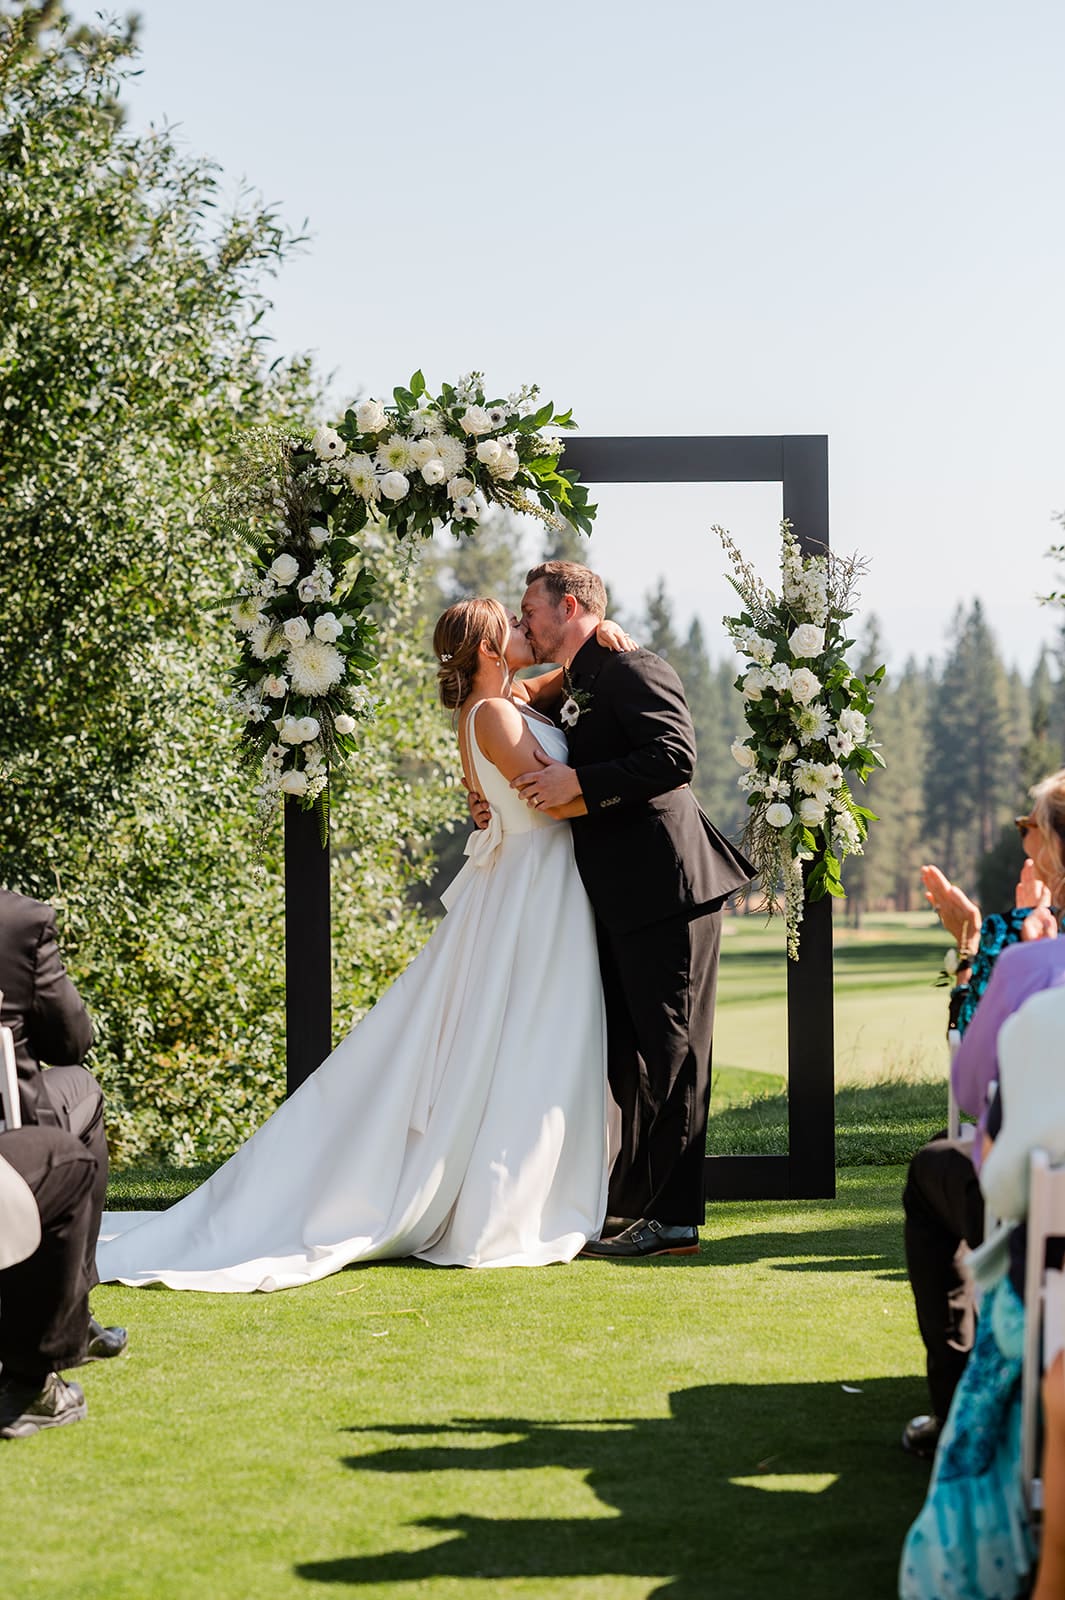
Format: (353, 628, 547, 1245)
(563, 638, 753, 933)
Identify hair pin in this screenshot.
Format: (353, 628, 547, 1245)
(440, 652, 453, 662)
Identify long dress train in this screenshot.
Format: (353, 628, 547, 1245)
(96, 705, 609, 1291)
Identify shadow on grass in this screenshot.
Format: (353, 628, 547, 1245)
(295, 1378, 927, 1599)
(709, 1222, 907, 1281)
(707, 1078, 949, 1166)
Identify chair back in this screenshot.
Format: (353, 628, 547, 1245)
(0, 986, 20, 1133)
(1022, 1149, 1065, 1512)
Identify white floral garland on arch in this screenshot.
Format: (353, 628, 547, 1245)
(720, 521, 885, 957)
(210, 372, 597, 837)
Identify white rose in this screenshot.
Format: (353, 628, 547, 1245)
(283, 616, 311, 646)
(741, 668, 768, 701)
(309, 525, 331, 547)
(409, 437, 439, 468)
(838, 707, 867, 740)
(334, 713, 356, 736)
(798, 797, 827, 826)
(313, 612, 343, 643)
(491, 447, 521, 481)
(789, 667, 820, 705)
(789, 623, 825, 659)
(270, 553, 300, 587)
(379, 471, 409, 501)
(475, 439, 503, 467)
(311, 426, 345, 461)
(459, 405, 493, 435)
(262, 674, 288, 698)
(279, 769, 309, 796)
(355, 398, 387, 434)
(297, 716, 320, 742)
(730, 740, 758, 770)
(765, 802, 794, 829)
(779, 740, 798, 760)
(279, 716, 305, 744)
(420, 458, 447, 485)
(447, 475, 475, 501)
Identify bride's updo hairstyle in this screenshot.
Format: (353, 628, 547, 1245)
(433, 598, 510, 711)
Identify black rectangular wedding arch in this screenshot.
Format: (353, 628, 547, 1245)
(283, 434, 836, 1204)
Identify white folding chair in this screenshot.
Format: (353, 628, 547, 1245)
(1022, 1149, 1065, 1515)
(0, 987, 20, 1133)
(946, 1028, 974, 1144)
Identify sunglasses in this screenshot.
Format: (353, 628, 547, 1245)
(1015, 815, 1037, 837)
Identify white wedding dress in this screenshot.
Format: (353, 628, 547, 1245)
(96, 704, 609, 1291)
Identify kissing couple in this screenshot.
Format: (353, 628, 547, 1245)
(98, 561, 753, 1289)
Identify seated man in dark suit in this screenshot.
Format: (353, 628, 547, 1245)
(0, 1125, 97, 1436)
(0, 887, 126, 1360)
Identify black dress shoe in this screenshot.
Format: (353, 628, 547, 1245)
(581, 1219, 700, 1259)
(600, 1215, 639, 1239)
(0, 1372, 87, 1438)
(902, 1414, 942, 1460)
(83, 1315, 128, 1361)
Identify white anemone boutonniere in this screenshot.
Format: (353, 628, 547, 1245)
(560, 674, 593, 729)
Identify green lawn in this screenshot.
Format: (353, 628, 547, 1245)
(4, 1170, 928, 1600)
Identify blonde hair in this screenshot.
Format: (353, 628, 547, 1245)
(1029, 768, 1065, 896)
(432, 598, 510, 711)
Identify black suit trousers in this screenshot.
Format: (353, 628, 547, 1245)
(35, 1065, 108, 1293)
(598, 907, 721, 1227)
(0, 1126, 97, 1381)
(902, 1135, 985, 1420)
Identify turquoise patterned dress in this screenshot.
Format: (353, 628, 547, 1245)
(899, 1277, 1035, 1599)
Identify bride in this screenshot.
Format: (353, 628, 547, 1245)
(97, 599, 629, 1290)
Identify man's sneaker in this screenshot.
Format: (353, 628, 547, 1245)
(0, 1372, 87, 1438)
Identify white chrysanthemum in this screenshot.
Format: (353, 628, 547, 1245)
(765, 802, 793, 828)
(408, 405, 437, 438)
(287, 638, 345, 697)
(375, 434, 412, 473)
(730, 739, 758, 770)
(249, 619, 285, 661)
(436, 435, 468, 476)
(231, 596, 264, 633)
(341, 453, 381, 500)
(793, 705, 832, 745)
(311, 425, 345, 462)
(795, 760, 831, 794)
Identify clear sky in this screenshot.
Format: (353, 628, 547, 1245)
(120, 0, 1064, 674)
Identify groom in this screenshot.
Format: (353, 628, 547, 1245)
(513, 562, 753, 1258)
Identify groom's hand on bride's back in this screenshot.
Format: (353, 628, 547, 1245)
(467, 788, 492, 831)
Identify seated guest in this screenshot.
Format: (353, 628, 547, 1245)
(0, 1125, 98, 1436)
(0, 887, 126, 1360)
(902, 980, 1065, 1599)
(901, 768, 1065, 1459)
(1034, 1351, 1065, 1600)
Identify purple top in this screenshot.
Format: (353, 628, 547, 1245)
(953, 937, 1065, 1168)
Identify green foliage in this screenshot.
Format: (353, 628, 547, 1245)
(0, 19, 457, 1162)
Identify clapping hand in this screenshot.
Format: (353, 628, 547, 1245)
(920, 864, 982, 953)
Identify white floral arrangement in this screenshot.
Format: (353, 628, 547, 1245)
(213, 373, 596, 836)
(719, 521, 885, 957)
